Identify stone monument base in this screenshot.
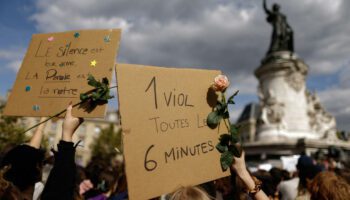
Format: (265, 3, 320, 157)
(256, 128, 321, 141)
(244, 138, 350, 169)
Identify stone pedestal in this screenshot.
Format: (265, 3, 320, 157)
(255, 51, 327, 141)
(245, 139, 350, 155)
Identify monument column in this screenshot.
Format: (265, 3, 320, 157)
(243, 1, 344, 156)
(255, 52, 320, 141)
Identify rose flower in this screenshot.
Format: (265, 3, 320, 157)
(212, 75, 230, 92)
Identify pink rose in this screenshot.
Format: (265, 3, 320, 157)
(212, 75, 230, 92)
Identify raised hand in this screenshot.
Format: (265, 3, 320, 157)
(62, 103, 84, 142)
(29, 117, 47, 149)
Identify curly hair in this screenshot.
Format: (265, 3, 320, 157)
(309, 171, 350, 200)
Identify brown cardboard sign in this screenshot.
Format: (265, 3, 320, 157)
(4, 29, 121, 118)
(116, 64, 229, 200)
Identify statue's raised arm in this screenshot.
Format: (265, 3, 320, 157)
(263, 0, 271, 14)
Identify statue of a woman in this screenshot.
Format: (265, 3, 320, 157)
(263, 0, 294, 54)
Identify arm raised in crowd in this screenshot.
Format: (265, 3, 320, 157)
(41, 104, 84, 200)
(28, 117, 47, 149)
(231, 151, 269, 200)
(61, 104, 84, 142)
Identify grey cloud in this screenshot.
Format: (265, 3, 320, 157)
(0, 48, 25, 72)
(31, 0, 350, 130)
(334, 112, 350, 131)
(31, 0, 350, 77)
(318, 88, 350, 131)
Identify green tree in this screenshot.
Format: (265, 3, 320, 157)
(0, 104, 28, 151)
(90, 124, 122, 163)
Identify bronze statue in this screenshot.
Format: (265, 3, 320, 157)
(263, 0, 294, 54)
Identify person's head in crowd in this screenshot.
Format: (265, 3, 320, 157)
(199, 181, 216, 198)
(85, 159, 108, 189)
(83, 166, 119, 199)
(214, 174, 249, 200)
(269, 167, 283, 186)
(169, 186, 212, 200)
(76, 166, 87, 187)
(0, 166, 22, 200)
(112, 154, 124, 169)
(334, 168, 350, 185)
(328, 146, 341, 161)
(254, 170, 277, 199)
(308, 171, 350, 200)
(214, 176, 232, 198)
(296, 155, 323, 189)
(85, 157, 121, 191)
(0, 143, 17, 165)
(108, 173, 128, 200)
(281, 169, 291, 181)
(74, 165, 88, 200)
(1, 144, 45, 191)
(95, 167, 118, 195)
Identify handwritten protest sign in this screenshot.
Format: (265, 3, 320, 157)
(4, 29, 121, 117)
(116, 64, 229, 200)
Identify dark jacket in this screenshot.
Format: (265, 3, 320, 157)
(41, 140, 76, 200)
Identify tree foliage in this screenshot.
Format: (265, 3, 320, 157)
(0, 104, 28, 151)
(90, 124, 122, 163)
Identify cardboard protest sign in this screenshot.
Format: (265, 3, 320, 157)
(116, 64, 230, 200)
(4, 29, 121, 117)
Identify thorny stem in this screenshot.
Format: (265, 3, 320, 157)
(221, 92, 230, 132)
(223, 118, 230, 132)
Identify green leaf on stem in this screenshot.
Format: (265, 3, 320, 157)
(215, 101, 224, 112)
(87, 74, 101, 87)
(229, 144, 242, 157)
(207, 111, 222, 127)
(230, 124, 238, 134)
(216, 143, 228, 153)
(223, 111, 230, 119)
(227, 90, 239, 104)
(230, 124, 240, 142)
(231, 134, 239, 143)
(219, 134, 231, 146)
(80, 93, 89, 101)
(220, 151, 234, 171)
(80, 75, 114, 106)
(102, 77, 109, 85)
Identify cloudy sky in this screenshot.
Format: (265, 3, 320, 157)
(0, 0, 349, 131)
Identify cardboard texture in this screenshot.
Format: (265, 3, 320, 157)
(4, 29, 121, 118)
(116, 64, 230, 200)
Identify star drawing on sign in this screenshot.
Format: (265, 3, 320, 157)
(90, 60, 97, 67)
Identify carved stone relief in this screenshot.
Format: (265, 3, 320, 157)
(305, 90, 337, 138)
(285, 72, 304, 92)
(259, 89, 286, 129)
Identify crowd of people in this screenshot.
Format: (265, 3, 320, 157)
(0, 104, 350, 200)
